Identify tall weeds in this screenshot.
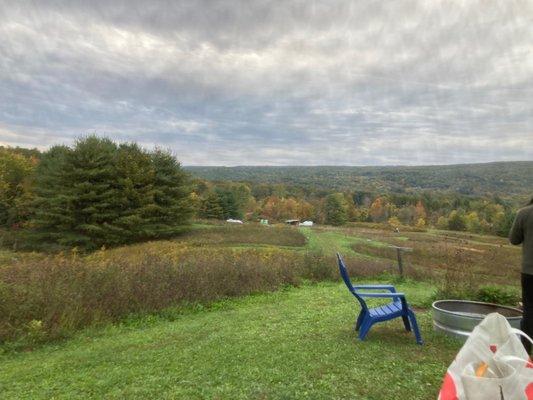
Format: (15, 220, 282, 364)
(0, 246, 337, 345)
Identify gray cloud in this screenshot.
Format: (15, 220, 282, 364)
(0, 0, 532, 165)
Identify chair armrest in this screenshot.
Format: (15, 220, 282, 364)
(352, 285, 396, 292)
(358, 292, 405, 298)
(358, 292, 408, 308)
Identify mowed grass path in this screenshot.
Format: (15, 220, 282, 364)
(0, 282, 460, 400)
(300, 227, 388, 258)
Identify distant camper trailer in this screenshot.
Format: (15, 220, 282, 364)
(260, 219, 269, 225)
(299, 221, 314, 227)
(285, 219, 300, 226)
(226, 219, 243, 224)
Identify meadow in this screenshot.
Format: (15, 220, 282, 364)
(0, 222, 522, 399)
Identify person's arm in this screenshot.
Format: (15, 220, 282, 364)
(509, 210, 524, 245)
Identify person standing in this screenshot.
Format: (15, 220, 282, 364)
(510, 198, 533, 354)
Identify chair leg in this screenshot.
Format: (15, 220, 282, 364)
(358, 318, 372, 341)
(408, 310, 423, 345)
(402, 314, 411, 332)
(355, 310, 365, 331)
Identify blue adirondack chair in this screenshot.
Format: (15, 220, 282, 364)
(337, 253, 423, 345)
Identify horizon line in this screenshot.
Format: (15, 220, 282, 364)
(183, 160, 533, 168)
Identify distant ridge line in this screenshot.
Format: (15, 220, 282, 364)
(185, 161, 533, 197)
(185, 161, 532, 168)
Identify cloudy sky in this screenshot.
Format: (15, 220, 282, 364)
(1, 0, 532, 165)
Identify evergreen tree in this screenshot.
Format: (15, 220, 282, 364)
(62, 136, 121, 247)
(31, 145, 73, 243)
(30, 137, 192, 248)
(230, 183, 252, 212)
(114, 143, 156, 241)
(325, 193, 348, 226)
(200, 191, 224, 220)
(147, 149, 193, 237)
(215, 187, 241, 219)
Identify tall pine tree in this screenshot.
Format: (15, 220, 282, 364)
(31, 145, 74, 244)
(325, 193, 348, 226)
(63, 136, 121, 247)
(30, 137, 193, 249)
(146, 149, 193, 238)
(114, 143, 156, 241)
(200, 191, 224, 220)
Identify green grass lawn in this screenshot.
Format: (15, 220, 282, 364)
(300, 227, 389, 258)
(2, 222, 515, 399)
(0, 281, 460, 400)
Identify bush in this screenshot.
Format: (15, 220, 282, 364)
(432, 248, 479, 301)
(476, 285, 520, 306)
(447, 210, 466, 231)
(0, 245, 338, 346)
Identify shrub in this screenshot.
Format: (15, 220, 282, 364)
(447, 210, 466, 231)
(431, 247, 479, 301)
(0, 245, 334, 346)
(476, 285, 520, 306)
(388, 217, 401, 229)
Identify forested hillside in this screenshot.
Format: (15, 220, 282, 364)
(1, 142, 531, 247)
(187, 162, 533, 197)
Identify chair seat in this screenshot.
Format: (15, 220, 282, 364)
(368, 301, 403, 317)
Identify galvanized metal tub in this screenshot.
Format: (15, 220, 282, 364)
(432, 300, 522, 340)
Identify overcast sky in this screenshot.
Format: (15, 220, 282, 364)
(1, 0, 532, 165)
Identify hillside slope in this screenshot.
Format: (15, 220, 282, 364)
(186, 161, 533, 196)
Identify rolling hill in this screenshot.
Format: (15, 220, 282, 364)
(186, 161, 533, 197)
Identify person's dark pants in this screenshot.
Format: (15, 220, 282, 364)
(521, 273, 533, 355)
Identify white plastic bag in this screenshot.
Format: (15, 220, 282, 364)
(438, 313, 533, 400)
(461, 358, 521, 399)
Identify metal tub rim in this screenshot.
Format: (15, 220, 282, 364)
(432, 299, 522, 321)
(432, 299, 522, 340)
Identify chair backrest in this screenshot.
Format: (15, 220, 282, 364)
(336, 253, 368, 311)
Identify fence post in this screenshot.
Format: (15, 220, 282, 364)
(396, 247, 404, 278)
(390, 246, 412, 278)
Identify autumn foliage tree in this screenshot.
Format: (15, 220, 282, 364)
(369, 196, 388, 222)
(0, 148, 37, 227)
(414, 200, 427, 224)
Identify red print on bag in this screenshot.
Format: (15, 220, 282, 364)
(526, 382, 533, 399)
(439, 373, 458, 400)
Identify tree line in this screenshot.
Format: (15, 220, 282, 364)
(0, 137, 524, 250)
(187, 163, 533, 197)
(0, 137, 193, 249)
(193, 179, 517, 236)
